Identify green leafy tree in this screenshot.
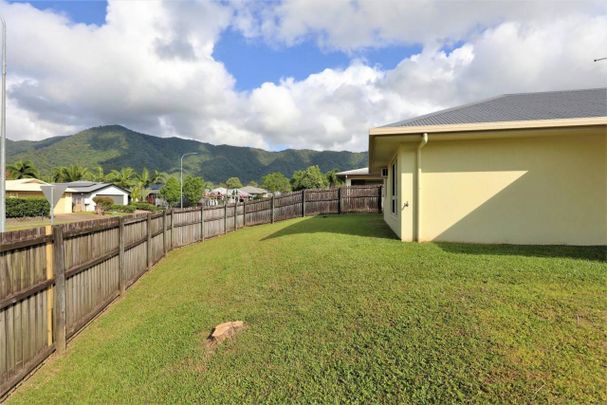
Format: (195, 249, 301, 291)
(262, 172, 291, 193)
(183, 176, 204, 206)
(290, 165, 328, 191)
(225, 177, 243, 189)
(107, 167, 137, 189)
(325, 169, 343, 188)
(247, 180, 258, 187)
(52, 165, 91, 182)
(7, 160, 39, 179)
(159, 177, 180, 207)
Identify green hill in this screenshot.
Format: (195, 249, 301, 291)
(6, 125, 368, 183)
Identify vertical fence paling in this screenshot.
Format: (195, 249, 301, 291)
(0, 185, 382, 398)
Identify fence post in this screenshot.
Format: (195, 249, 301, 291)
(44, 226, 54, 346)
(224, 203, 228, 234)
(200, 206, 205, 242)
(243, 201, 247, 227)
(170, 209, 175, 249)
(146, 212, 152, 270)
(234, 201, 238, 231)
(271, 195, 275, 224)
(337, 187, 342, 214)
(302, 189, 306, 217)
(52, 225, 66, 354)
(118, 217, 126, 294)
(162, 210, 167, 255)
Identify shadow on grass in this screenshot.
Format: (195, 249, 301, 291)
(261, 214, 396, 241)
(436, 242, 607, 263)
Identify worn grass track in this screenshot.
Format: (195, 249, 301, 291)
(8, 215, 606, 403)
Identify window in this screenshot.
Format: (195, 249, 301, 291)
(391, 160, 397, 214)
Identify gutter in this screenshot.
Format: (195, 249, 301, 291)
(415, 133, 428, 242)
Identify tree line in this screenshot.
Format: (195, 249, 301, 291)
(6, 160, 344, 207)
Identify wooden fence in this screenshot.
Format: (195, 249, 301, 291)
(0, 185, 382, 397)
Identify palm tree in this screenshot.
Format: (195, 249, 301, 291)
(107, 167, 137, 189)
(151, 169, 167, 186)
(52, 165, 91, 182)
(92, 166, 107, 182)
(7, 160, 39, 179)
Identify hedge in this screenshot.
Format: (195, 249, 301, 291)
(110, 204, 136, 213)
(130, 202, 160, 212)
(7, 197, 50, 218)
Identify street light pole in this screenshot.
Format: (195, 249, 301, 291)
(180, 152, 198, 209)
(0, 17, 6, 233)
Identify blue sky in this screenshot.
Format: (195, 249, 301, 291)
(5, 1, 606, 150)
(13, 0, 419, 91)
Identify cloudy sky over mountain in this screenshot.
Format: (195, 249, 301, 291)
(3, 0, 607, 151)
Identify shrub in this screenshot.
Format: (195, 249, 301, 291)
(6, 197, 50, 218)
(93, 196, 114, 212)
(130, 202, 160, 212)
(109, 204, 136, 213)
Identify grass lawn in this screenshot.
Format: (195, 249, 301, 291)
(8, 215, 606, 403)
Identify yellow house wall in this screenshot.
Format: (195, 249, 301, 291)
(6, 191, 73, 215)
(412, 131, 607, 245)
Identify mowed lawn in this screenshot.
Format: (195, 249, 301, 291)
(9, 215, 606, 403)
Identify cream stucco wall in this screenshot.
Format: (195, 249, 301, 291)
(391, 129, 606, 245)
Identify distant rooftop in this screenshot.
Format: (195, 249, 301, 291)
(383, 88, 607, 127)
(336, 167, 369, 176)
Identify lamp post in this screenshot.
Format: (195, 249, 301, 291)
(180, 152, 198, 209)
(0, 17, 6, 233)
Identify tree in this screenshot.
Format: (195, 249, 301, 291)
(107, 167, 137, 189)
(225, 177, 243, 189)
(151, 170, 167, 185)
(290, 165, 328, 191)
(91, 167, 107, 182)
(52, 165, 91, 182)
(7, 160, 39, 179)
(159, 177, 180, 207)
(182, 176, 204, 206)
(325, 169, 343, 188)
(247, 180, 258, 187)
(262, 172, 291, 193)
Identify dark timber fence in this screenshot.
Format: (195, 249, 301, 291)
(0, 185, 382, 397)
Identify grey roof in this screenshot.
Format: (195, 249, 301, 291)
(240, 185, 268, 195)
(384, 88, 607, 127)
(63, 181, 130, 194)
(336, 167, 369, 176)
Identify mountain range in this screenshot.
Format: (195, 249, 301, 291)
(6, 125, 368, 183)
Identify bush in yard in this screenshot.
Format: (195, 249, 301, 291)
(130, 202, 160, 212)
(110, 204, 136, 213)
(6, 197, 50, 218)
(93, 196, 114, 212)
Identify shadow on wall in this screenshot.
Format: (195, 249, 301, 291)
(436, 242, 607, 263)
(261, 214, 396, 241)
(425, 135, 607, 247)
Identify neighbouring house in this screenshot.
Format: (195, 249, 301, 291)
(239, 185, 270, 198)
(368, 87, 607, 245)
(146, 184, 166, 207)
(6, 178, 73, 215)
(336, 167, 384, 186)
(63, 181, 130, 212)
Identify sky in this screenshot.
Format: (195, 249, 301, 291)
(2, 0, 607, 151)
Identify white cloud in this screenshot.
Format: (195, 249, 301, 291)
(2, 0, 607, 152)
